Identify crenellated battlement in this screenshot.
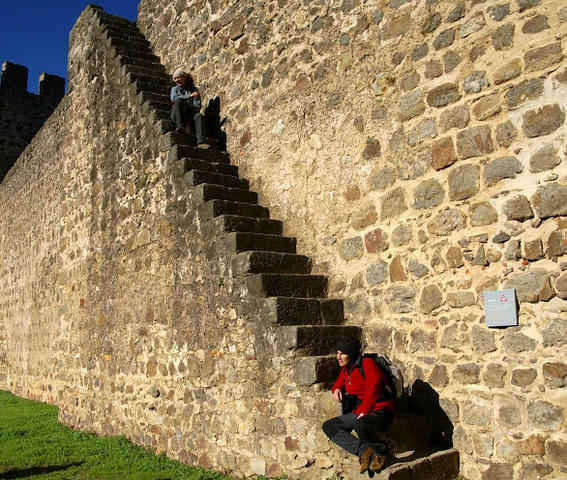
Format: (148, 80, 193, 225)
(0, 61, 29, 94)
(0, 61, 65, 182)
(0, 61, 64, 104)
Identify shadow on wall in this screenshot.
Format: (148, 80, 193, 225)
(203, 96, 227, 151)
(409, 379, 454, 449)
(381, 380, 454, 465)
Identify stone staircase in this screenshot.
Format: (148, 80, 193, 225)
(89, 6, 459, 479)
(91, 6, 361, 384)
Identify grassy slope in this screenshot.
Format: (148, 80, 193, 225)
(0, 390, 234, 480)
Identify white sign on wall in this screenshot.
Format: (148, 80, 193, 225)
(483, 289, 518, 328)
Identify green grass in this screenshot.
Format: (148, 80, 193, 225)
(0, 390, 279, 480)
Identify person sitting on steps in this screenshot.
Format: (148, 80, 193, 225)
(170, 69, 209, 149)
(322, 338, 395, 477)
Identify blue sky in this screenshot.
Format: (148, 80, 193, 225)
(1, 2, 139, 93)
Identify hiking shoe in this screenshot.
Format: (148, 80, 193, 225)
(370, 453, 387, 472)
(359, 447, 373, 474)
(197, 142, 210, 149)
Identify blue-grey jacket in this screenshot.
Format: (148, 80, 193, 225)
(170, 85, 196, 102)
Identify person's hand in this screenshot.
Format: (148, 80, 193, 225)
(357, 413, 365, 420)
(333, 389, 343, 402)
(191, 91, 200, 97)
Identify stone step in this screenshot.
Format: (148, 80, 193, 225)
(114, 48, 160, 65)
(232, 251, 312, 275)
(108, 35, 152, 53)
(139, 91, 170, 106)
(193, 183, 256, 203)
(128, 71, 171, 86)
(184, 170, 249, 190)
(224, 232, 295, 254)
(212, 215, 283, 236)
(378, 448, 460, 480)
(295, 355, 340, 385)
(278, 325, 362, 356)
(124, 65, 169, 81)
(246, 274, 328, 298)
(119, 55, 163, 69)
(263, 297, 344, 325)
(103, 22, 143, 36)
(132, 77, 171, 93)
(183, 159, 238, 177)
(101, 12, 138, 27)
(168, 143, 230, 163)
(199, 199, 269, 220)
(103, 24, 148, 41)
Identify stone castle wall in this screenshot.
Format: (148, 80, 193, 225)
(0, 2, 565, 480)
(137, 0, 567, 478)
(0, 62, 64, 182)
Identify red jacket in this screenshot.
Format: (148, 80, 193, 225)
(331, 357, 396, 415)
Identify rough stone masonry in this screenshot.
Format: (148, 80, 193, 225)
(0, 1, 566, 479)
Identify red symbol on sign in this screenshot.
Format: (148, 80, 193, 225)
(500, 294, 508, 303)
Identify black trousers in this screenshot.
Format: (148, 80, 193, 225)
(322, 410, 393, 456)
(170, 98, 204, 143)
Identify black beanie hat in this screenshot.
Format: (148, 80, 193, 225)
(336, 338, 361, 359)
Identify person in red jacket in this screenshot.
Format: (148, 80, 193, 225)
(322, 338, 395, 475)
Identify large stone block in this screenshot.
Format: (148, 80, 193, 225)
(542, 319, 567, 347)
(470, 202, 498, 226)
(503, 195, 534, 222)
(523, 104, 565, 138)
(364, 228, 389, 253)
(542, 362, 567, 388)
(505, 78, 544, 110)
(528, 401, 564, 431)
(502, 332, 537, 353)
(522, 14, 550, 34)
(493, 59, 522, 85)
(448, 164, 480, 201)
(503, 270, 554, 303)
(529, 144, 560, 173)
(431, 137, 457, 170)
(546, 439, 567, 466)
(381, 187, 408, 220)
(399, 89, 425, 121)
(339, 237, 364, 261)
(366, 261, 388, 286)
(531, 184, 567, 218)
(419, 284, 443, 313)
(440, 105, 470, 132)
(433, 27, 456, 50)
(472, 94, 501, 120)
(456, 126, 494, 159)
(525, 42, 563, 73)
(492, 23, 514, 50)
(428, 208, 466, 236)
(384, 285, 416, 313)
(495, 120, 518, 148)
(427, 83, 461, 108)
(414, 179, 445, 209)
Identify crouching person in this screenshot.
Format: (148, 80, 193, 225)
(322, 339, 395, 476)
(170, 69, 209, 149)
